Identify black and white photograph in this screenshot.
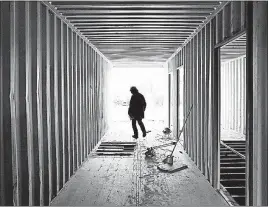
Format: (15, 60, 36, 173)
(0, 0, 266, 206)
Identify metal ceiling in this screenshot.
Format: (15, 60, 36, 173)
(221, 34, 246, 62)
(49, 1, 225, 66)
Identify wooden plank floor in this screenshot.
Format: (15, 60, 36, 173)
(51, 120, 228, 206)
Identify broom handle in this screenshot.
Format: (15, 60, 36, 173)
(153, 141, 176, 149)
(170, 104, 193, 156)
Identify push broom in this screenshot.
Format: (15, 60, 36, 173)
(157, 104, 193, 173)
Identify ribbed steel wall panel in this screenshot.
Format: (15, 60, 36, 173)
(167, 1, 246, 190)
(0, 1, 111, 205)
(220, 57, 246, 135)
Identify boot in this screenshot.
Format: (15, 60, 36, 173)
(132, 134, 138, 139)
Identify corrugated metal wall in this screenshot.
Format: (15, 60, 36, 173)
(168, 53, 184, 138)
(0, 1, 111, 206)
(220, 57, 246, 135)
(167, 1, 246, 189)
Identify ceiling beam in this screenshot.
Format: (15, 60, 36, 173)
(95, 42, 182, 45)
(86, 37, 187, 40)
(107, 51, 174, 54)
(101, 51, 176, 54)
(90, 39, 185, 41)
(110, 54, 169, 57)
(76, 24, 198, 28)
(97, 46, 177, 49)
(102, 48, 177, 51)
(104, 54, 174, 56)
(64, 14, 209, 18)
(102, 52, 175, 54)
(82, 31, 193, 34)
(42, 1, 112, 64)
(101, 50, 176, 52)
(84, 34, 190, 37)
(92, 42, 184, 44)
(112, 53, 169, 55)
(109, 56, 171, 58)
(52, 1, 219, 6)
(110, 58, 167, 62)
(56, 6, 216, 10)
(58, 9, 213, 14)
(69, 20, 204, 23)
(166, 1, 228, 63)
(47, 1, 222, 65)
(79, 29, 195, 33)
(75, 25, 198, 29)
(89, 41, 185, 43)
(78, 28, 195, 32)
(57, 7, 216, 10)
(99, 50, 182, 52)
(97, 46, 178, 49)
(108, 57, 170, 61)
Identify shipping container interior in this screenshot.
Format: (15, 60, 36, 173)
(1, 1, 268, 206)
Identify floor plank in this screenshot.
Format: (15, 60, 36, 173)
(51, 120, 228, 206)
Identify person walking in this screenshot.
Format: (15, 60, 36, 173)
(128, 86, 147, 139)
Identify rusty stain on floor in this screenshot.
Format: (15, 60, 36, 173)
(51, 120, 228, 206)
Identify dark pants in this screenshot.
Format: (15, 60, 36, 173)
(132, 119, 146, 136)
